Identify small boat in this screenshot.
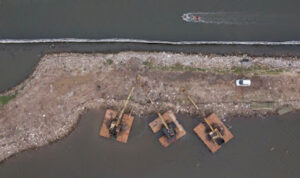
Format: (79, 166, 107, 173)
(182, 13, 203, 23)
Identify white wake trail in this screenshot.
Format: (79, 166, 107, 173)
(0, 38, 300, 45)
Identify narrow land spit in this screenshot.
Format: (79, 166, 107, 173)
(0, 52, 299, 162)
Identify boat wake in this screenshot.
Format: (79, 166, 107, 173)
(182, 12, 259, 25)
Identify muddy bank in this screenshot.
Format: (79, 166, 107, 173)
(0, 51, 299, 162)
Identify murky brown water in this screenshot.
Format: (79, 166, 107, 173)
(0, 109, 299, 178)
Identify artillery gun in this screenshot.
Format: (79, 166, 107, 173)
(136, 75, 176, 141)
(108, 87, 135, 137)
(180, 87, 224, 145)
(99, 86, 135, 143)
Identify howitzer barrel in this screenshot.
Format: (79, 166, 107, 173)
(116, 87, 135, 126)
(136, 75, 170, 130)
(180, 87, 214, 131)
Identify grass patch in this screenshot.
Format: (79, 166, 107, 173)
(231, 66, 284, 75)
(0, 93, 17, 106)
(144, 61, 207, 72)
(20, 85, 26, 91)
(213, 68, 230, 74)
(106, 59, 113, 65)
(166, 63, 207, 72)
(143, 61, 284, 75)
(143, 60, 153, 68)
(250, 102, 274, 110)
(167, 62, 185, 71)
(277, 105, 293, 115)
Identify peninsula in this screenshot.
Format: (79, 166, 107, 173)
(0, 51, 299, 162)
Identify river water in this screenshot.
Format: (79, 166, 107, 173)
(1, 0, 300, 92)
(0, 0, 300, 177)
(0, 110, 299, 178)
(0, 0, 300, 41)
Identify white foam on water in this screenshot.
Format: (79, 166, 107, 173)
(182, 12, 264, 25)
(0, 38, 300, 45)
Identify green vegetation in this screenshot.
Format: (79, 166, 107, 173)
(143, 60, 153, 68)
(250, 102, 274, 110)
(231, 66, 284, 75)
(143, 61, 207, 72)
(277, 105, 293, 115)
(159, 62, 205, 72)
(0, 93, 17, 107)
(106, 59, 113, 65)
(20, 85, 26, 91)
(143, 60, 284, 75)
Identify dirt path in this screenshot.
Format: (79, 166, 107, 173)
(0, 52, 299, 162)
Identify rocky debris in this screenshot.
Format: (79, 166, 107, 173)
(0, 51, 299, 163)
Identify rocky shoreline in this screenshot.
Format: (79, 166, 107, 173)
(0, 51, 299, 162)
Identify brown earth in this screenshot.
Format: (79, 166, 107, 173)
(0, 51, 299, 162)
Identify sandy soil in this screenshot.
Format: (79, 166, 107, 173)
(0, 51, 299, 162)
